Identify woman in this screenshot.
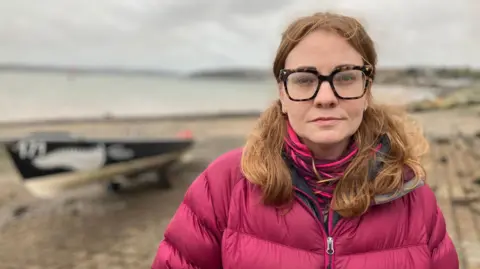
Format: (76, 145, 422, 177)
(152, 12, 459, 269)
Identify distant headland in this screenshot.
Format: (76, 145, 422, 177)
(0, 63, 177, 77)
(186, 66, 480, 90)
(1, 63, 479, 88)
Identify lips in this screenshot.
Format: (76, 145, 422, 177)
(310, 117, 344, 122)
(310, 117, 345, 126)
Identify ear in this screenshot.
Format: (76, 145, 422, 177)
(277, 82, 284, 97)
(278, 82, 287, 111)
(277, 82, 285, 101)
(364, 84, 372, 111)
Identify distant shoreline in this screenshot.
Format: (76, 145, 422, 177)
(0, 63, 177, 77)
(1, 63, 479, 81)
(0, 111, 264, 127)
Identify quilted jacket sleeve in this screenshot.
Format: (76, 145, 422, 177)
(428, 205, 459, 268)
(151, 171, 223, 269)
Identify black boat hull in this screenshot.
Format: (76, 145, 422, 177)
(4, 139, 193, 180)
(0, 133, 194, 197)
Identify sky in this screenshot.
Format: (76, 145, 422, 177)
(0, 0, 478, 72)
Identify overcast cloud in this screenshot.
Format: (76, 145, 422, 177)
(0, 0, 478, 72)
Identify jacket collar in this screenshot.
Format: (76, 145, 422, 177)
(286, 134, 424, 206)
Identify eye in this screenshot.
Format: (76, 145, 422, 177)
(289, 73, 318, 85)
(334, 71, 360, 84)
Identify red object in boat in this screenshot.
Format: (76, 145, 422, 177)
(176, 130, 193, 139)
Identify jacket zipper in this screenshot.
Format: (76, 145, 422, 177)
(294, 188, 335, 269)
(326, 207, 335, 269)
(326, 236, 334, 269)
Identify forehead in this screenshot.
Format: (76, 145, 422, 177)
(284, 30, 363, 73)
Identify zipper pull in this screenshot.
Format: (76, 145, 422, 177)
(326, 236, 334, 255)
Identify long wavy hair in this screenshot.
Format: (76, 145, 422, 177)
(241, 12, 429, 218)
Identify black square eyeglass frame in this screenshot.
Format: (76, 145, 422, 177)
(278, 64, 374, 101)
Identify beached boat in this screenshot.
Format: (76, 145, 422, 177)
(0, 131, 194, 198)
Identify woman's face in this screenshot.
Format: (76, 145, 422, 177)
(279, 30, 369, 151)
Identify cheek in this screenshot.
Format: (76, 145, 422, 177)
(341, 102, 365, 129)
(285, 103, 310, 128)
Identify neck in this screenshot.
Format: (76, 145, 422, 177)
(303, 138, 351, 161)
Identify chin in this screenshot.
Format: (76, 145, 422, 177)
(306, 130, 349, 145)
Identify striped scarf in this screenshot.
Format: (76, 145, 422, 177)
(284, 121, 359, 208)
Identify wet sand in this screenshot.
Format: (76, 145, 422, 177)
(0, 104, 478, 269)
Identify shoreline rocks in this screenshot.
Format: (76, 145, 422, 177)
(406, 85, 480, 112)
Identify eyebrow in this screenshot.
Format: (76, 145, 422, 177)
(290, 64, 361, 71)
(296, 65, 316, 69)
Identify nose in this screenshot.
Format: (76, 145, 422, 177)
(313, 81, 339, 108)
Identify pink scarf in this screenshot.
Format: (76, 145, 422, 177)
(284, 121, 380, 208)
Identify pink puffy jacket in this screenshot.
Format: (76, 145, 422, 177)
(152, 148, 459, 269)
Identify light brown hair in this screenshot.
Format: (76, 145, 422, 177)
(241, 12, 429, 218)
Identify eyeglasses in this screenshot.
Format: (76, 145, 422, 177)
(279, 65, 373, 101)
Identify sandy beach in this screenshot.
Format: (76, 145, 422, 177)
(0, 96, 479, 268)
